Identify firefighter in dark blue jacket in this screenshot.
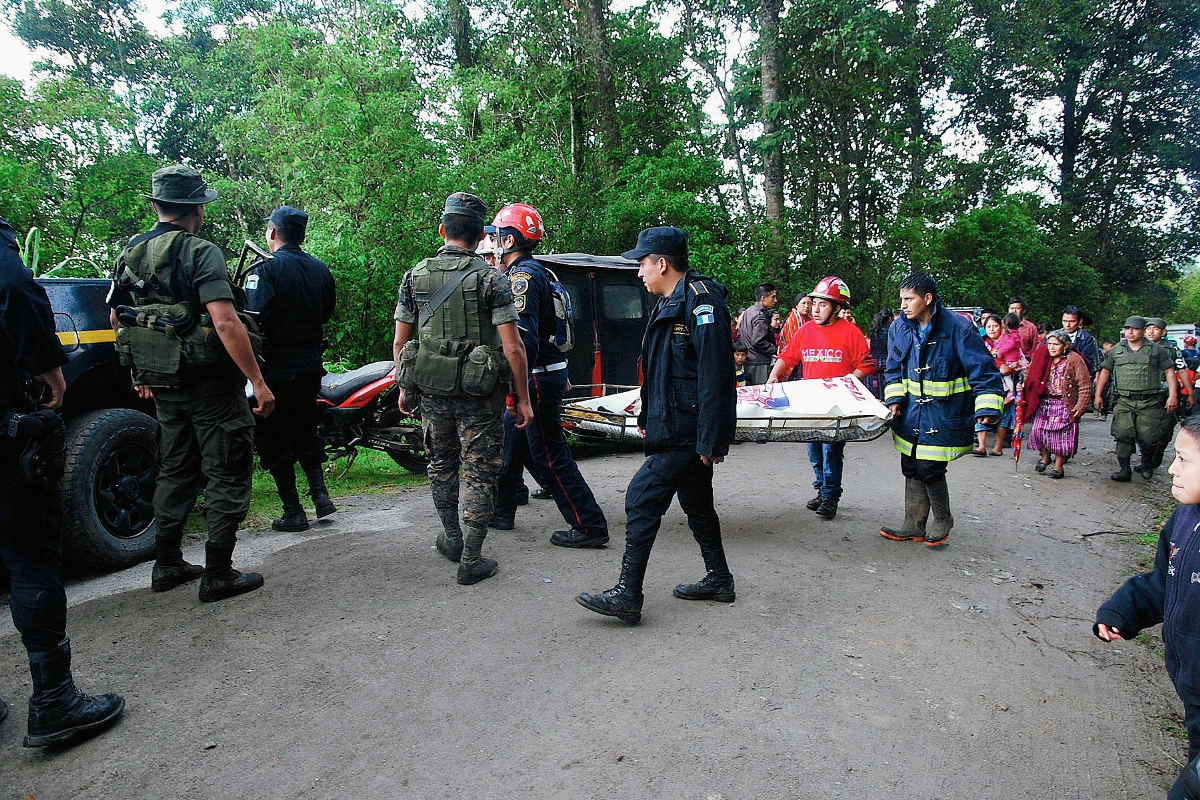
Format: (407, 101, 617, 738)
(488, 203, 609, 548)
(0, 215, 124, 748)
(577, 227, 737, 624)
(1095, 413, 1200, 800)
(879, 272, 1004, 549)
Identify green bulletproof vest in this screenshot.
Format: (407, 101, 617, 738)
(114, 229, 251, 387)
(409, 255, 500, 349)
(1111, 341, 1162, 394)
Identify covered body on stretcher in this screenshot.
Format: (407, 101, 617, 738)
(562, 375, 893, 444)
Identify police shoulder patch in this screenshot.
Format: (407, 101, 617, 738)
(245, 274, 260, 290)
(693, 303, 714, 316)
(510, 272, 532, 296)
(514, 295, 527, 312)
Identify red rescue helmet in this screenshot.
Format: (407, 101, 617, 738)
(809, 275, 851, 307)
(488, 203, 544, 243)
(1186, 334, 1198, 347)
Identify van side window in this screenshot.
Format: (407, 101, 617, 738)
(602, 284, 644, 320)
(562, 282, 584, 319)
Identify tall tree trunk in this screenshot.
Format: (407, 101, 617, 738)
(1057, 70, 1081, 237)
(579, 0, 621, 156)
(448, 0, 481, 140)
(759, 0, 787, 282)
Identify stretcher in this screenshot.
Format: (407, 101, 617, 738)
(562, 375, 893, 444)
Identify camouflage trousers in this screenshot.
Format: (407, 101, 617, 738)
(421, 391, 505, 534)
(153, 390, 255, 550)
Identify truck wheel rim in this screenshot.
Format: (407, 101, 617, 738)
(95, 441, 156, 539)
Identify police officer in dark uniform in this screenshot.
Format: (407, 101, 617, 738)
(108, 165, 275, 602)
(245, 206, 337, 532)
(0, 215, 124, 747)
(577, 227, 737, 624)
(488, 203, 609, 548)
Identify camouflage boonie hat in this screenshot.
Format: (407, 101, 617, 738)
(143, 165, 218, 205)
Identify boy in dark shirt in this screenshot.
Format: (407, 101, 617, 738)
(1096, 413, 1200, 799)
(733, 342, 749, 387)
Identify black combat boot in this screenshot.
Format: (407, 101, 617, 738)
(457, 525, 498, 585)
(815, 498, 838, 519)
(1137, 454, 1155, 480)
(303, 463, 337, 518)
(270, 468, 310, 532)
(924, 478, 953, 549)
(436, 531, 463, 562)
(514, 485, 530, 505)
(805, 494, 822, 511)
(676, 543, 735, 602)
(150, 532, 204, 592)
(550, 527, 610, 548)
(576, 551, 648, 623)
(23, 639, 124, 748)
(1111, 456, 1132, 482)
(199, 543, 264, 602)
(1, 692, 8, 726)
(880, 478, 930, 542)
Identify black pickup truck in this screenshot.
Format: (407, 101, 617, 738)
(39, 278, 158, 572)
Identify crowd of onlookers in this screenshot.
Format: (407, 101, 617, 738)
(730, 285, 1200, 481)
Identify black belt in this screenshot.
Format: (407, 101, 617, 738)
(1117, 390, 1159, 398)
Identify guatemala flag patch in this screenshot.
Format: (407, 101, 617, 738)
(694, 304, 714, 326)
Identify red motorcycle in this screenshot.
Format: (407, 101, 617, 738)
(317, 361, 427, 474)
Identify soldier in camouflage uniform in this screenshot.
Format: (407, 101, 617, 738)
(392, 193, 533, 585)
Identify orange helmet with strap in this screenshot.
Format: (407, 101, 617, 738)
(809, 275, 851, 307)
(487, 203, 544, 243)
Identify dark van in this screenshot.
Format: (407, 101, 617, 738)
(537, 253, 649, 398)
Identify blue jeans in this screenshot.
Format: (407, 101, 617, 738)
(808, 442, 846, 502)
(495, 368, 607, 535)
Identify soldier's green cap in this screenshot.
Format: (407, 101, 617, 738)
(1124, 315, 1147, 329)
(143, 165, 218, 205)
(443, 192, 487, 223)
(1146, 317, 1168, 329)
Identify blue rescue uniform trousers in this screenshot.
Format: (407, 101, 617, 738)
(494, 368, 607, 535)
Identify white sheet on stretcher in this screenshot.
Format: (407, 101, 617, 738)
(565, 375, 893, 440)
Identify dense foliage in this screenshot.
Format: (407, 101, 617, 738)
(2, 0, 1198, 364)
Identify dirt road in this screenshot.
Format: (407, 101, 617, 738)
(0, 417, 1187, 799)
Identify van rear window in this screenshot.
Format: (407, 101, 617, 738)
(602, 284, 645, 320)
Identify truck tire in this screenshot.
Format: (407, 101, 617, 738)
(59, 408, 158, 572)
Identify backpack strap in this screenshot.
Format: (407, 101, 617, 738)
(418, 259, 489, 329)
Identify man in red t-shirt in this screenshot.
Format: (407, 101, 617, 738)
(767, 276, 875, 519)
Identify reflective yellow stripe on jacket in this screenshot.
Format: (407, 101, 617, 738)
(891, 432, 973, 461)
(975, 393, 1003, 415)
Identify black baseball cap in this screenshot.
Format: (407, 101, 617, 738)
(267, 206, 309, 241)
(621, 226, 688, 260)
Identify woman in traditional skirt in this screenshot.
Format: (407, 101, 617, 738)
(1030, 329, 1092, 478)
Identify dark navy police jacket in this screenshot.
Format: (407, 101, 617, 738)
(244, 244, 336, 380)
(504, 253, 566, 372)
(0, 217, 67, 406)
(637, 269, 736, 458)
(1096, 503, 1200, 710)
